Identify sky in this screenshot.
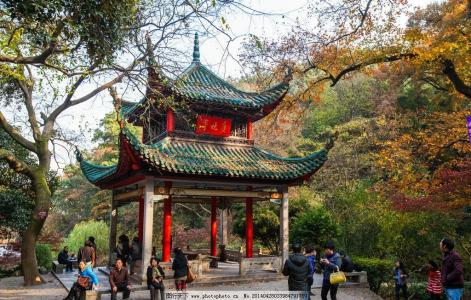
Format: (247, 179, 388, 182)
(50, 0, 438, 170)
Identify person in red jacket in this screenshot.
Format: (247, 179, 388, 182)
(440, 238, 464, 300)
(426, 260, 442, 300)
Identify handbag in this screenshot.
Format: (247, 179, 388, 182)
(77, 275, 90, 288)
(329, 266, 347, 285)
(186, 264, 196, 283)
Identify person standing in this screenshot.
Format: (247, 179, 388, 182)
(282, 243, 309, 295)
(130, 237, 142, 275)
(58, 246, 73, 272)
(116, 234, 130, 267)
(63, 260, 99, 300)
(320, 241, 342, 300)
(78, 240, 96, 268)
(393, 260, 408, 300)
(110, 258, 132, 300)
(440, 238, 464, 300)
(339, 251, 354, 273)
(426, 260, 442, 300)
(172, 247, 189, 291)
(147, 257, 165, 300)
(88, 237, 97, 266)
(305, 246, 316, 296)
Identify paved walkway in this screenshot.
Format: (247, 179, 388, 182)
(0, 273, 382, 300)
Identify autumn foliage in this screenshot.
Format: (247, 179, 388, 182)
(376, 111, 471, 212)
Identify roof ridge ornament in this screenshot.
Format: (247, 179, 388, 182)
(193, 32, 200, 62)
(75, 146, 83, 162)
(283, 66, 293, 84)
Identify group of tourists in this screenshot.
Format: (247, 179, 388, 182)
(115, 234, 143, 275)
(282, 238, 464, 300)
(394, 238, 464, 300)
(58, 236, 97, 272)
(62, 243, 190, 300)
(282, 241, 352, 300)
(60, 235, 464, 300)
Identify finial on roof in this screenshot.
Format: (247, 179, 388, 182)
(282, 66, 293, 84)
(75, 147, 83, 162)
(193, 32, 200, 62)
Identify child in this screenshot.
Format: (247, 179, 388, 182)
(393, 260, 408, 300)
(305, 246, 316, 296)
(426, 260, 442, 300)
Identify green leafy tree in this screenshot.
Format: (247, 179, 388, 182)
(290, 206, 339, 248)
(233, 203, 280, 253)
(0, 128, 35, 235)
(0, 0, 239, 285)
(63, 220, 109, 264)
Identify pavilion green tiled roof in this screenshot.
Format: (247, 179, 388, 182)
(78, 158, 118, 184)
(79, 128, 328, 185)
(121, 100, 141, 117)
(122, 33, 289, 118)
(171, 63, 288, 108)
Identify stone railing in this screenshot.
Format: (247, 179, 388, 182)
(158, 255, 204, 279)
(239, 256, 282, 276)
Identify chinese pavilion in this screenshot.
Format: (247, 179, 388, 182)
(78, 33, 331, 280)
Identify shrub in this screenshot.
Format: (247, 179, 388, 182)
(35, 243, 53, 271)
(352, 256, 394, 293)
(63, 220, 109, 264)
(290, 206, 339, 248)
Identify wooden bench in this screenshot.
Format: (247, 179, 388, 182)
(52, 260, 64, 274)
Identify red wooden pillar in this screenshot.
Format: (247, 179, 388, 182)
(247, 119, 253, 140)
(245, 197, 253, 258)
(138, 196, 144, 243)
(210, 197, 218, 256)
(162, 182, 172, 262)
(166, 108, 175, 133)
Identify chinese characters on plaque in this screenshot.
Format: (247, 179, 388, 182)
(195, 115, 232, 137)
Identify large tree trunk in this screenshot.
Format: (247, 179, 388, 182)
(21, 171, 51, 286)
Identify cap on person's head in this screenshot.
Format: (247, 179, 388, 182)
(292, 243, 302, 253)
(324, 240, 335, 250)
(441, 238, 454, 250)
(88, 236, 95, 243)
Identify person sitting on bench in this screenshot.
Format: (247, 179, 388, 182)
(58, 246, 73, 272)
(110, 258, 132, 300)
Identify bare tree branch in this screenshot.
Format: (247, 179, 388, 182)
(442, 59, 471, 98)
(0, 111, 37, 153)
(0, 20, 66, 65)
(0, 148, 34, 178)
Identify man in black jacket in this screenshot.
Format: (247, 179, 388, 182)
(58, 246, 73, 272)
(282, 243, 309, 293)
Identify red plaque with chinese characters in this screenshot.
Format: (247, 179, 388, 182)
(195, 115, 232, 137)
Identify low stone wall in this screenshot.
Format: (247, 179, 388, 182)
(239, 256, 282, 276)
(344, 271, 368, 287)
(159, 256, 204, 279)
